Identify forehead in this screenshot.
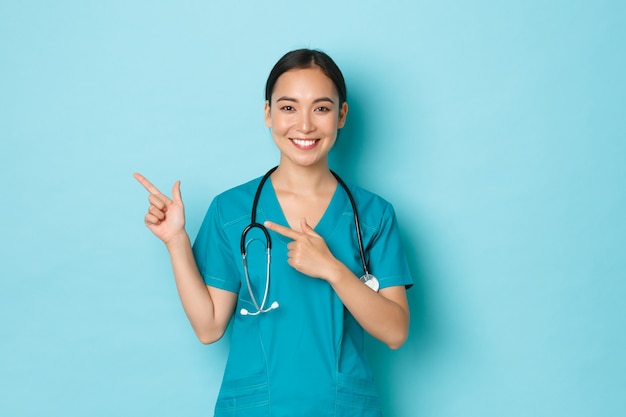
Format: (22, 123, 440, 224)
(271, 67, 338, 100)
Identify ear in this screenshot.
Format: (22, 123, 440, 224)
(337, 102, 348, 128)
(264, 100, 272, 128)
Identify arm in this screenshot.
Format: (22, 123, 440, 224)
(134, 173, 237, 344)
(264, 218, 409, 349)
(323, 263, 409, 350)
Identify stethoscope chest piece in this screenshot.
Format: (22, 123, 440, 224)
(360, 273, 380, 292)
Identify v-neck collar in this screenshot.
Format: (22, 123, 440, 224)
(258, 177, 347, 244)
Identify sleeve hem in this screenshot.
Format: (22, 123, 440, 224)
(203, 275, 240, 293)
(377, 274, 414, 290)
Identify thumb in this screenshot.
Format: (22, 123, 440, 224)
(300, 218, 318, 236)
(172, 180, 183, 204)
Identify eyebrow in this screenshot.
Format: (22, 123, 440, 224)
(276, 96, 335, 104)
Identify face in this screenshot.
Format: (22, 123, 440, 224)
(264, 67, 348, 169)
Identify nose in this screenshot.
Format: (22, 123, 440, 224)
(297, 111, 315, 133)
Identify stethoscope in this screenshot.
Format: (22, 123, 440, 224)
(239, 166, 379, 316)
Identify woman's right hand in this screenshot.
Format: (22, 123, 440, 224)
(133, 172, 186, 244)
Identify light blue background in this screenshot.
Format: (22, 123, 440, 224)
(2, 1, 624, 416)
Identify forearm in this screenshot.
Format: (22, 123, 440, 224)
(165, 232, 224, 344)
(262, 218, 410, 348)
(326, 262, 409, 349)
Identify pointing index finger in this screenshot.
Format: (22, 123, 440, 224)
(264, 221, 302, 240)
(133, 172, 167, 198)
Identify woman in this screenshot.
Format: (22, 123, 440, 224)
(135, 49, 413, 416)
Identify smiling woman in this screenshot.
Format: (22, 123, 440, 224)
(134, 49, 413, 416)
(264, 66, 348, 173)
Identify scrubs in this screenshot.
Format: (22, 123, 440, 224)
(193, 174, 413, 417)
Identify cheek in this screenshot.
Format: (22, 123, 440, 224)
(271, 115, 294, 132)
(320, 115, 340, 131)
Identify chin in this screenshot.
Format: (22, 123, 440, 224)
(284, 156, 328, 169)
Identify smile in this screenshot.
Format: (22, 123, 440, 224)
(290, 138, 319, 149)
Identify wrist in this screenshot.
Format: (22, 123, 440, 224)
(164, 230, 190, 249)
(323, 259, 351, 286)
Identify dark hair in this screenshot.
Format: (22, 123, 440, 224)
(265, 49, 347, 106)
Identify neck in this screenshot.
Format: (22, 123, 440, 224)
(271, 160, 336, 192)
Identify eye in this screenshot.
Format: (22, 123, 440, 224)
(315, 106, 331, 112)
(280, 105, 295, 112)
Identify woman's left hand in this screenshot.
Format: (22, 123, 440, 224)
(266, 219, 409, 349)
(264, 218, 339, 280)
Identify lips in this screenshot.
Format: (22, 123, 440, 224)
(290, 138, 319, 150)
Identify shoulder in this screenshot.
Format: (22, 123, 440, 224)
(342, 182, 397, 230)
(213, 176, 262, 205)
(346, 183, 392, 209)
(208, 176, 263, 227)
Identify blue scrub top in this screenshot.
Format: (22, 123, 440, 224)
(193, 174, 413, 417)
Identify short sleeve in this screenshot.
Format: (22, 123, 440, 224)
(192, 197, 241, 293)
(366, 202, 413, 290)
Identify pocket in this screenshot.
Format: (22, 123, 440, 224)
(236, 296, 257, 314)
(214, 373, 270, 417)
(335, 372, 382, 417)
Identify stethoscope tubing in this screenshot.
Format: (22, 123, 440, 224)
(330, 171, 370, 277)
(239, 166, 373, 316)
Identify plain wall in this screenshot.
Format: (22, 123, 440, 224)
(1, 1, 624, 416)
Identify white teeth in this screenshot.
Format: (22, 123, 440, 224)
(293, 139, 316, 147)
